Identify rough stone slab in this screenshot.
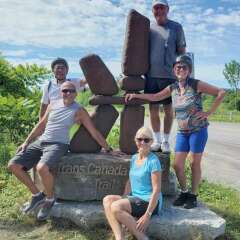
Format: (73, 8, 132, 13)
(50, 197, 226, 240)
(89, 95, 149, 106)
(80, 54, 119, 95)
(54, 153, 130, 201)
(119, 105, 145, 154)
(53, 152, 173, 200)
(70, 105, 118, 153)
(122, 9, 150, 75)
(120, 76, 145, 91)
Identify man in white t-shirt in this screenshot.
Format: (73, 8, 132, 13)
(39, 58, 87, 119)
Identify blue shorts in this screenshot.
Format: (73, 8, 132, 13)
(175, 127, 208, 153)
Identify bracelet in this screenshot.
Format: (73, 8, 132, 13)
(146, 210, 152, 217)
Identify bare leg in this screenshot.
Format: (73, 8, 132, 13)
(149, 104, 160, 133)
(173, 152, 189, 191)
(36, 163, 54, 198)
(103, 195, 124, 240)
(8, 163, 39, 194)
(163, 103, 173, 134)
(111, 199, 148, 240)
(190, 153, 203, 194)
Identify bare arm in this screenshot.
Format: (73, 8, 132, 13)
(197, 81, 225, 118)
(125, 86, 171, 102)
(39, 103, 48, 120)
(75, 108, 111, 151)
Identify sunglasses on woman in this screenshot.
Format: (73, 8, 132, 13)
(136, 138, 152, 143)
(62, 89, 76, 93)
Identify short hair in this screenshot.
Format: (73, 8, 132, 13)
(135, 126, 153, 140)
(61, 81, 76, 90)
(51, 57, 69, 71)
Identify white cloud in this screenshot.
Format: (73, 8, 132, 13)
(0, 49, 28, 57)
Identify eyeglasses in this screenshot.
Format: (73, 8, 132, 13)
(136, 138, 152, 143)
(176, 65, 188, 71)
(62, 89, 76, 93)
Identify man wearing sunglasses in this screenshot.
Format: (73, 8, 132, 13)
(145, 0, 186, 152)
(8, 81, 112, 221)
(39, 57, 87, 120)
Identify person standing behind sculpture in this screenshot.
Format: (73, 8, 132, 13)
(39, 57, 87, 119)
(125, 54, 225, 209)
(145, 0, 186, 152)
(8, 82, 112, 221)
(103, 127, 162, 240)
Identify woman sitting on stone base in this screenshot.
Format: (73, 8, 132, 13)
(103, 126, 162, 240)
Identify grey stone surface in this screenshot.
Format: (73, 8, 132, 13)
(50, 197, 225, 240)
(34, 152, 174, 198)
(54, 153, 130, 201)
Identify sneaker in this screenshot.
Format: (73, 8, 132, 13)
(173, 191, 189, 206)
(37, 199, 55, 221)
(161, 141, 170, 153)
(151, 142, 162, 152)
(184, 193, 197, 209)
(22, 192, 45, 213)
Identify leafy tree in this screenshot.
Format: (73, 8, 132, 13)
(0, 95, 39, 143)
(223, 60, 240, 110)
(0, 55, 51, 98)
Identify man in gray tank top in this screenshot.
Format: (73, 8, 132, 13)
(8, 81, 112, 221)
(145, 0, 186, 152)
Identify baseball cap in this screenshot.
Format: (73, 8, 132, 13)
(152, 0, 169, 8)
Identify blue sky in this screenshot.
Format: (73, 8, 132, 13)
(1, 0, 240, 88)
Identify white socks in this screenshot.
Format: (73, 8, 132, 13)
(153, 132, 161, 143)
(163, 133, 170, 143)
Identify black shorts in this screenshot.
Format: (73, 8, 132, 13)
(144, 77, 175, 105)
(125, 196, 159, 218)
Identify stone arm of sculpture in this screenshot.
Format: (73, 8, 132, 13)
(125, 86, 171, 103)
(17, 105, 50, 153)
(75, 107, 112, 152)
(136, 171, 161, 233)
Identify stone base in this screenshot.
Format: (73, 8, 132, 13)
(50, 197, 225, 240)
(54, 153, 130, 201)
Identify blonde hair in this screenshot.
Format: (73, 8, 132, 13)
(135, 126, 153, 140)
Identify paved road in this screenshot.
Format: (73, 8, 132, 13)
(144, 120, 240, 190)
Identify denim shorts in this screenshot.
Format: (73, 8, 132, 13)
(175, 127, 208, 153)
(144, 77, 175, 105)
(9, 140, 69, 171)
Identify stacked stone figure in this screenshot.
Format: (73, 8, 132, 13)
(70, 54, 119, 153)
(119, 9, 150, 154)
